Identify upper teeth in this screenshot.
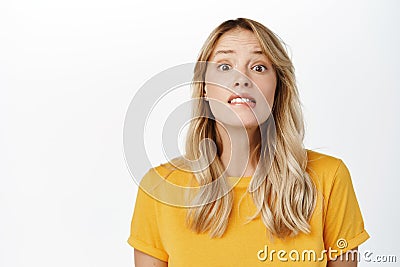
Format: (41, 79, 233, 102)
(230, 97, 255, 104)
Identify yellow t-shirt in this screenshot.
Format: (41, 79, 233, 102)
(127, 149, 370, 266)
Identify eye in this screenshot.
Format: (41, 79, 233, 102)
(251, 65, 267, 72)
(217, 63, 232, 71)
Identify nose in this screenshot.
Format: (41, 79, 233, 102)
(234, 80, 250, 87)
(233, 71, 252, 88)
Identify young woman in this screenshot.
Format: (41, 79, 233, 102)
(127, 18, 369, 267)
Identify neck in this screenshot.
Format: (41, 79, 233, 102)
(216, 123, 260, 177)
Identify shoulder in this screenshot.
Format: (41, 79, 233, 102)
(142, 159, 196, 187)
(305, 149, 350, 193)
(306, 149, 344, 174)
(138, 158, 197, 206)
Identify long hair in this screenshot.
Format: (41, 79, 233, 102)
(171, 18, 316, 239)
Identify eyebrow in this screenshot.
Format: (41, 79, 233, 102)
(213, 49, 264, 58)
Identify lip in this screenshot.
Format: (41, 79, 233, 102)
(227, 93, 256, 107)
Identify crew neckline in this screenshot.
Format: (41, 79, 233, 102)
(227, 176, 252, 188)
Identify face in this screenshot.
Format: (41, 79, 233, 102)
(204, 29, 277, 129)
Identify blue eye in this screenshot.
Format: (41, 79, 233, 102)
(217, 63, 232, 71)
(252, 65, 267, 72)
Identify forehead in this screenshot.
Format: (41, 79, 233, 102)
(213, 29, 262, 52)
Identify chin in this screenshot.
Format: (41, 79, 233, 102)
(221, 119, 261, 129)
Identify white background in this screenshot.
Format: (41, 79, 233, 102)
(1, 0, 399, 266)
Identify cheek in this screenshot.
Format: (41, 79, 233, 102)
(206, 84, 229, 101)
(255, 79, 277, 108)
(263, 88, 276, 108)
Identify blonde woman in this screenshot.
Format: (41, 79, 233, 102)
(127, 18, 369, 267)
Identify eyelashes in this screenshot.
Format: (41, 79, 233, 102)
(251, 65, 267, 72)
(217, 63, 232, 71)
(216, 63, 268, 73)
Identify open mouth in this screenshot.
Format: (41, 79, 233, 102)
(228, 94, 256, 108)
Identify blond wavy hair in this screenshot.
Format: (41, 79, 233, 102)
(170, 18, 317, 239)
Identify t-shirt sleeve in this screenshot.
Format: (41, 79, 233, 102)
(127, 169, 169, 262)
(323, 159, 370, 258)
